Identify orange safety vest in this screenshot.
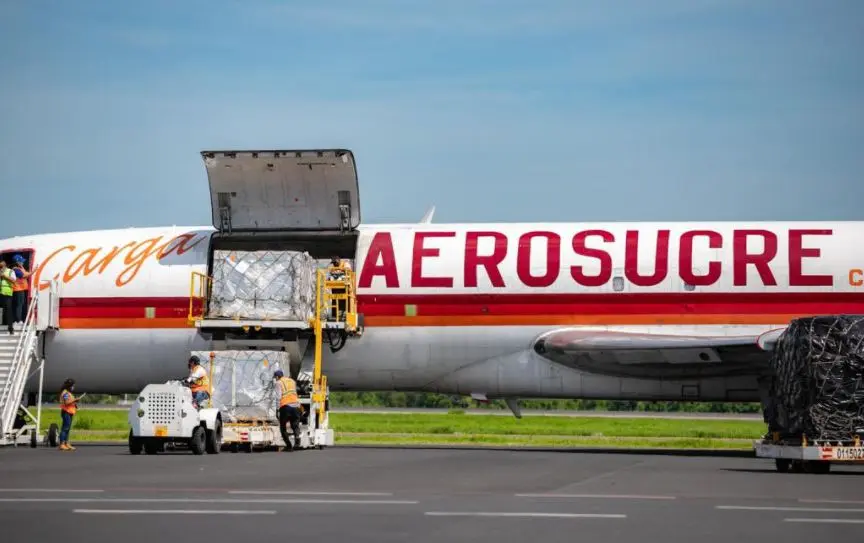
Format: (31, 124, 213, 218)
(189, 366, 211, 394)
(12, 268, 29, 292)
(278, 377, 300, 407)
(60, 389, 77, 416)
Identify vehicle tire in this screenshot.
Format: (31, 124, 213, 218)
(206, 419, 222, 455)
(812, 462, 831, 474)
(30, 430, 37, 448)
(190, 426, 206, 455)
(48, 424, 58, 448)
(144, 440, 160, 455)
(775, 459, 790, 473)
(129, 430, 143, 455)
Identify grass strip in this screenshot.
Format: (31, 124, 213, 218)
(37, 411, 766, 439)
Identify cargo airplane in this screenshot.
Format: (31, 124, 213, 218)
(2, 149, 863, 412)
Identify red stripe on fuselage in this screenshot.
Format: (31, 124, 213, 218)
(56, 292, 864, 318)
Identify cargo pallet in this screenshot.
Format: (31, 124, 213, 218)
(754, 432, 864, 474)
(186, 149, 363, 452)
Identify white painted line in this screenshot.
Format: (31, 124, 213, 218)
(74, 509, 276, 515)
(717, 505, 864, 513)
(425, 512, 626, 519)
(516, 493, 675, 500)
(0, 498, 417, 505)
(799, 499, 864, 505)
(0, 489, 104, 493)
(229, 490, 393, 497)
(785, 518, 864, 524)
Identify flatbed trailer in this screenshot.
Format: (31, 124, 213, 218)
(219, 382, 333, 452)
(753, 433, 864, 474)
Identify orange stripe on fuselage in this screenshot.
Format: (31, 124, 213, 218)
(59, 318, 191, 329)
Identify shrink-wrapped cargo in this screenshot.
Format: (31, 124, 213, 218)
(193, 350, 288, 422)
(763, 315, 864, 441)
(208, 250, 317, 321)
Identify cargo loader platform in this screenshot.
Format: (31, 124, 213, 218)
(184, 148, 364, 452)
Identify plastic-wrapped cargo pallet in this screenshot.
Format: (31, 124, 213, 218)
(209, 250, 318, 321)
(195, 350, 289, 422)
(763, 315, 864, 441)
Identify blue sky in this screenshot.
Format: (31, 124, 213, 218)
(1, 0, 862, 236)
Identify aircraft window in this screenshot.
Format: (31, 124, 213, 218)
(612, 276, 624, 292)
(683, 282, 695, 292)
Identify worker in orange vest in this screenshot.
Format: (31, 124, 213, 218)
(274, 369, 302, 451)
(58, 378, 79, 451)
(10, 254, 31, 326)
(184, 356, 211, 409)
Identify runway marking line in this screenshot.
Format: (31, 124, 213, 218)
(0, 489, 104, 493)
(229, 490, 394, 496)
(425, 512, 626, 519)
(799, 499, 864, 505)
(716, 505, 864, 513)
(516, 493, 676, 500)
(73, 509, 276, 515)
(0, 498, 419, 505)
(785, 518, 864, 524)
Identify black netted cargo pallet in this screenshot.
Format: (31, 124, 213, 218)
(762, 315, 864, 441)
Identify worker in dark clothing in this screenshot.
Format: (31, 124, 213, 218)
(274, 369, 302, 451)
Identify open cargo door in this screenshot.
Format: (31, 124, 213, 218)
(201, 149, 360, 234)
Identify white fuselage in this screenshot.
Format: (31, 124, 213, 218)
(3, 221, 863, 402)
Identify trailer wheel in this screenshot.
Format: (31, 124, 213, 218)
(144, 440, 161, 455)
(48, 424, 58, 448)
(775, 459, 790, 473)
(30, 430, 37, 448)
(190, 426, 206, 455)
(206, 420, 222, 454)
(129, 430, 143, 455)
(811, 462, 831, 474)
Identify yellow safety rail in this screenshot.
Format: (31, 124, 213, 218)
(310, 264, 359, 426)
(188, 271, 211, 324)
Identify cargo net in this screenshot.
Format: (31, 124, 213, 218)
(195, 350, 310, 422)
(763, 315, 864, 442)
(208, 250, 318, 321)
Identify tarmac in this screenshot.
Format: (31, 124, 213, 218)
(1, 444, 862, 542)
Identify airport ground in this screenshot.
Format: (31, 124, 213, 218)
(1, 445, 862, 542)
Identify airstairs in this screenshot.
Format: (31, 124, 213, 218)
(0, 280, 61, 447)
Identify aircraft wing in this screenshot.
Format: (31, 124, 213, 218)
(532, 327, 786, 379)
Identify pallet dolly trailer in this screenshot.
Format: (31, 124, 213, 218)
(217, 370, 332, 453)
(754, 432, 864, 474)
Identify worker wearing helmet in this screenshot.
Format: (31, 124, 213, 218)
(185, 356, 211, 409)
(10, 254, 31, 326)
(273, 369, 302, 451)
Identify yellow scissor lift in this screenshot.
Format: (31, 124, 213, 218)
(187, 263, 361, 452)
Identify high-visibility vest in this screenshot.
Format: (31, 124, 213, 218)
(278, 377, 300, 407)
(189, 366, 211, 394)
(0, 269, 13, 296)
(60, 389, 77, 416)
(12, 271, 28, 292)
